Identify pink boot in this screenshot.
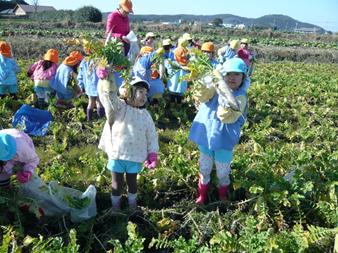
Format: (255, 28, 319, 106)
(218, 185, 229, 201)
(196, 180, 209, 205)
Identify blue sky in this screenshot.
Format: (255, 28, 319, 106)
(38, 0, 338, 32)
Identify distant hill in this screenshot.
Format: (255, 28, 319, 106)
(102, 13, 325, 33)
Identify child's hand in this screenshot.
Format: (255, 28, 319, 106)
(16, 171, 32, 184)
(144, 153, 158, 170)
(96, 67, 108, 79)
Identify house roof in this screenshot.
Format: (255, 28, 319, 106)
(0, 9, 14, 14)
(15, 4, 56, 13)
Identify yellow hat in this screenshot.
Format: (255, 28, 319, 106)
(229, 40, 240, 50)
(182, 33, 192, 41)
(162, 39, 172, 46)
(241, 38, 249, 44)
(44, 49, 59, 64)
(140, 46, 154, 55)
(0, 41, 12, 58)
(119, 0, 133, 13)
(201, 42, 215, 52)
(178, 37, 188, 47)
(145, 32, 155, 39)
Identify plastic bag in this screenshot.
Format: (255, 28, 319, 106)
(12, 104, 52, 136)
(20, 174, 97, 222)
(126, 31, 140, 64)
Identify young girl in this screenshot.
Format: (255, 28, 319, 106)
(133, 46, 165, 102)
(50, 51, 83, 107)
(97, 70, 159, 211)
(217, 39, 240, 64)
(166, 37, 190, 104)
(0, 41, 20, 99)
(77, 46, 104, 121)
(201, 42, 218, 68)
(142, 32, 156, 49)
(0, 129, 39, 188)
(27, 49, 59, 108)
(237, 38, 256, 77)
(189, 58, 250, 205)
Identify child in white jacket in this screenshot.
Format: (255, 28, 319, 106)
(97, 67, 159, 211)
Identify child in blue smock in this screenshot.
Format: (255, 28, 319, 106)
(189, 58, 250, 205)
(77, 49, 104, 121)
(217, 40, 240, 64)
(0, 41, 20, 99)
(133, 46, 165, 102)
(165, 37, 190, 104)
(50, 51, 83, 107)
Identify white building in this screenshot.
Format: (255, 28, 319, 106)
(13, 4, 56, 16)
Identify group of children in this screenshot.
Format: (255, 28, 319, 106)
(0, 30, 254, 214)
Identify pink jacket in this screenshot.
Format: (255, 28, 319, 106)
(0, 129, 39, 181)
(237, 48, 251, 66)
(28, 60, 57, 81)
(105, 10, 130, 38)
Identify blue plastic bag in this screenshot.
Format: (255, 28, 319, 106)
(12, 104, 52, 136)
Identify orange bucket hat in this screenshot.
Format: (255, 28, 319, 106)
(63, 51, 83, 66)
(119, 0, 133, 13)
(44, 49, 59, 64)
(140, 46, 153, 55)
(174, 46, 188, 66)
(0, 41, 12, 58)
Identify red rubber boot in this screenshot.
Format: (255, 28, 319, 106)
(196, 180, 209, 205)
(218, 185, 229, 201)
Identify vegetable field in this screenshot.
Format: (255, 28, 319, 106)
(0, 26, 337, 252)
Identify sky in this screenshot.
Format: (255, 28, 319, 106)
(37, 0, 338, 32)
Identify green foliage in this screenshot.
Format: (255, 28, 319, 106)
(0, 56, 337, 252)
(74, 6, 102, 23)
(108, 222, 145, 253)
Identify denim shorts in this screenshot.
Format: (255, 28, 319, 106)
(0, 85, 17, 95)
(107, 159, 142, 174)
(199, 145, 233, 164)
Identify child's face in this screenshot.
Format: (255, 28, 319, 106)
(224, 72, 244, 90)
(132, 87, 148, 107)
(240, 43, 248, 49)
(202, 51, 213, 60)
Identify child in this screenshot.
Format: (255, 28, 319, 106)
(166, 37, 190, 104)
(97, 71, 159, 211)
(162, 39, 174, 61)
(133, 46, 165, 102)
(77, 46, 104, 121)
(27, 49, 59, 108)
(50, 51, 83, 107)
(142, 32, 156, 49)
(182, 33, 201, 49)
(237, 38, 256, 77)
(0, 128, 39, 188)
(201, 42, 218, 68)
(0, 41, 20, 99)
(189, 58, 250, 205)
(217, 40, 240, 64)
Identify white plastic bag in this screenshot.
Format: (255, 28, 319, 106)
(125, 30, 137, 42)
(20, 174, 97, 222)
(126, 30, 140, 64)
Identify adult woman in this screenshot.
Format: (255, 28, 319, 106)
(105, 0, 133, 56)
